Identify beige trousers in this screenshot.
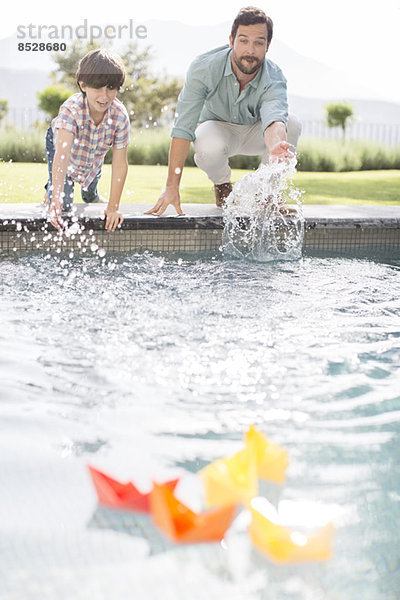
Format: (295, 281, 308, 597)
(193, 115, 302, 184)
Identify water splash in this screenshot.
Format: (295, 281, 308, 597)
(222, 157, 304, 262)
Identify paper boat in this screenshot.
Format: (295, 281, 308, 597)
(249, 499, 333, 563)
(88, 465, 179, 513)
(199, 446, 259, 508)
(150, 482, 237, 544)
(244, 425, 288, 483)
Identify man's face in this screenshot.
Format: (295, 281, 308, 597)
(230, 23, 269, 76)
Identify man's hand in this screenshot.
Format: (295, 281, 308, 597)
(145, 186, 184, 217)
(104, 209, 123, 232)
(48, 199, 64, 231)
(269, 140, 295, 163)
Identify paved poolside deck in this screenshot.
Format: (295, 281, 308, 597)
(1, 202, 400, 221)
(1, 203, 400, 256)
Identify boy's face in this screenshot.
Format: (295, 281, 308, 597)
(79, 83, 118, 118)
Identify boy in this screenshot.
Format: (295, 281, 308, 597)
(45, 48, 130, 232)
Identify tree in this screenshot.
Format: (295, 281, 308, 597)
(325, 102, 354, 142)
(44, 40, 182, 128)
(49, 40, 108, 89)
(0, 99, 8, 124)
(37, 84, 73, 121)
(118, 43, 182, 128)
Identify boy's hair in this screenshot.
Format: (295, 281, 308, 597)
(76, 48, 126, 92)
(231, 6, 273, 45)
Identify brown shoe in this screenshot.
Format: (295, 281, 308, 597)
(214, 182, 233, 207)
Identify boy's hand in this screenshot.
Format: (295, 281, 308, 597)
(104, 208, 123, 232)
(48, 200, 64, 231)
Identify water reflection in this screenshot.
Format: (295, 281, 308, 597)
(0, 252, 400, 599)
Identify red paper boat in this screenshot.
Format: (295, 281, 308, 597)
(150, 482, 237, 544)
(88, 465, 179, 513)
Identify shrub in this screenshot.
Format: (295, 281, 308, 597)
(0, 129, 46, 162)
(1, 126, 399, 172)
(37, 85, 73, 121)
(230, 155, 260, 169)
(297, 138, 400, 172)
(0, 99, 8, 123)
(127, 128, 196, 166)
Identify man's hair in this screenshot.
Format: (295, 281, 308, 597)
(76, 48, 126, 92)
(231, 6, 273, 45)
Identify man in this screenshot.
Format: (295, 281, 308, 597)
(146, 6, 301, 216)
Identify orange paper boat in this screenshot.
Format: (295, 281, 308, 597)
(199, 446, 258, 508)
(244, 425, 288, 484)
(88, 465, 179, 513)
(249, 500, 333, 563)
(150, 482, 237, 544)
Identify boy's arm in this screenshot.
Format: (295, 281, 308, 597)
(105, 146, 128, 232)
(49, 129, 74, 230)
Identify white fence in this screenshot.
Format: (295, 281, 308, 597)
(0, 108, 47, 130)
(1, 108, 400, 146)
(301, 120, 400, 146)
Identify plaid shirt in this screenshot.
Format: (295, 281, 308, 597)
(51, 93, 130, 190)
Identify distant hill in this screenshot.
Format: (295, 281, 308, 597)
(0, 20, 399, 126)
(1, 67, 399, 129)
(0, 68, 50, 109)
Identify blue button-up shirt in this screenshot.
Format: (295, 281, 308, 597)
(171, 45, 288, 141)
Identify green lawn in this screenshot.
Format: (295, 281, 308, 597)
(0, 162, 399, 205)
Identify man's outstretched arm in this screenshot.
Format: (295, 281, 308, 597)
(145, 137, 191, 216)
(264, 121, 294, 162)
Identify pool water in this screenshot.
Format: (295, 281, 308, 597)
(0, 251, 400, 600)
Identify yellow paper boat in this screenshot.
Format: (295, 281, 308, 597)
(244, 425, 288, 484)
(249, 499, 333, 563)
(199, 446, 259, 508)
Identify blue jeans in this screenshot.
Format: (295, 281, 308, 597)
(45, 126, 102, 211)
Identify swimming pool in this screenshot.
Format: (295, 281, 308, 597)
(1, 251, 399, 599)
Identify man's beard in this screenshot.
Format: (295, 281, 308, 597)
(232, 50, 263, 75)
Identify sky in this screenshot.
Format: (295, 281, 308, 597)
(2, 0, 400, 103)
